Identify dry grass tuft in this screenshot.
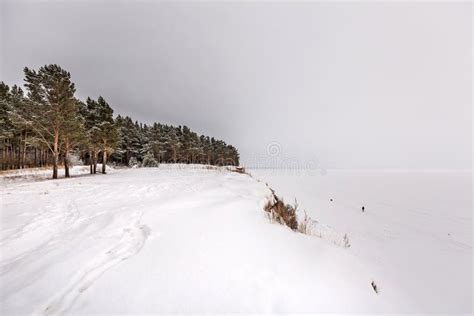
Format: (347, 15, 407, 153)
(234, 167, 246, 174)
(226, 166, 252, 177)
(297, 209, 312, 235)
(264, 189, 298, 231)
(262, 184, 351, 248)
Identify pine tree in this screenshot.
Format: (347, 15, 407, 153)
(2, 66, 241, 172)
(95, 96, 117, 174)
(128, 156, 139, 168)
(82, 97, 101, 174)
(8, 86, 30, 169)
(0, 82, 16, 170)
(62, 99, 86, 177)
(14, 65, 77, 179)
(142, 151, 159, 167)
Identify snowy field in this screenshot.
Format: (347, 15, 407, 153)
(250, 168, 473, 314)
(0, 166, 471, 314)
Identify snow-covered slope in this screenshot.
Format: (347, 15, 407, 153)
(250, 169, 473, 314)
(1, 167, 390, 314)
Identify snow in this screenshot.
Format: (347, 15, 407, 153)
(1, 166, 389, 314)
(0, 166, 471, 314)
(250, 168, 473, 314)
(0, 165, 93, 183)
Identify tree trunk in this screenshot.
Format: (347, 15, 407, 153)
(64, 158, 70, 177)
(2, 141, 6, 170)
(64, 138, 70, 178)
(9, 144, 13, 169)
(93, 151, 98, 174)
(52, 129, 59, 179)
(52, 153, 58, 178)
(102, 141, 107, 174)
(16, 145, 20, 169)
(6, 143, 9, 169)
(89, 150, 93, 174)
(21, 131, 27, 169)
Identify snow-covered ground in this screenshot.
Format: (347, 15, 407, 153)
(250, 168, 473, 314)
(0, 165, 92, 183)
(0, 166, 471, 314)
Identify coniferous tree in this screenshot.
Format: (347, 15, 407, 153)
(82, 97, 101, 174)
(128, 156, 139, 168)
(0, 82, 19, 170)
(8, 86, 30, 169)
(12, 65, 77, 178)
(95, 96, 117, 174)
(62, 99, 86, 177)
(142, 151, 159, 167)
(1, 66, 241, 173)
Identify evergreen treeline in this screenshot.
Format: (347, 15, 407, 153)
(0, 64, 239, 178)
(112, 117, 240, 167)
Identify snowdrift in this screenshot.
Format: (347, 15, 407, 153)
(1, 166, 389, 314)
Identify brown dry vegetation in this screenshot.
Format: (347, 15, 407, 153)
(226, 166, 248, 175)
(263, 188, 298, 231)
(259, 180, 351, 248)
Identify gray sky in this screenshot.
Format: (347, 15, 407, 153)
(1, 1, 472, 169)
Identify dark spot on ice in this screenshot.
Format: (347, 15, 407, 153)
(362, 206, 365, 212)
(371, 281, 378, 293)
(330, 198, 333, 202)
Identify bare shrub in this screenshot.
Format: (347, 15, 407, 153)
(262, 185, 351, 249)
(264, 189, 298, 231)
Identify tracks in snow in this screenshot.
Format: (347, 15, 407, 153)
(41, 213, 150, 315)
(1, 180, 152, 315)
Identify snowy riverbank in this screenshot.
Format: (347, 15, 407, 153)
(1, 166, 390, 314)
(250, 168, 473, 314)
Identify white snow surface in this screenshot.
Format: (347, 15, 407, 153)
(250, 168, 473, 314)
(0, 165, 471, 314)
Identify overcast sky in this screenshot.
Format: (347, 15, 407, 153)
(1, 1, 472, 169)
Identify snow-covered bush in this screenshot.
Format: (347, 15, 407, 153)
(69, 154, 82, 167)
(142, 152, 159, 168)
(128, 157, 140, 168)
